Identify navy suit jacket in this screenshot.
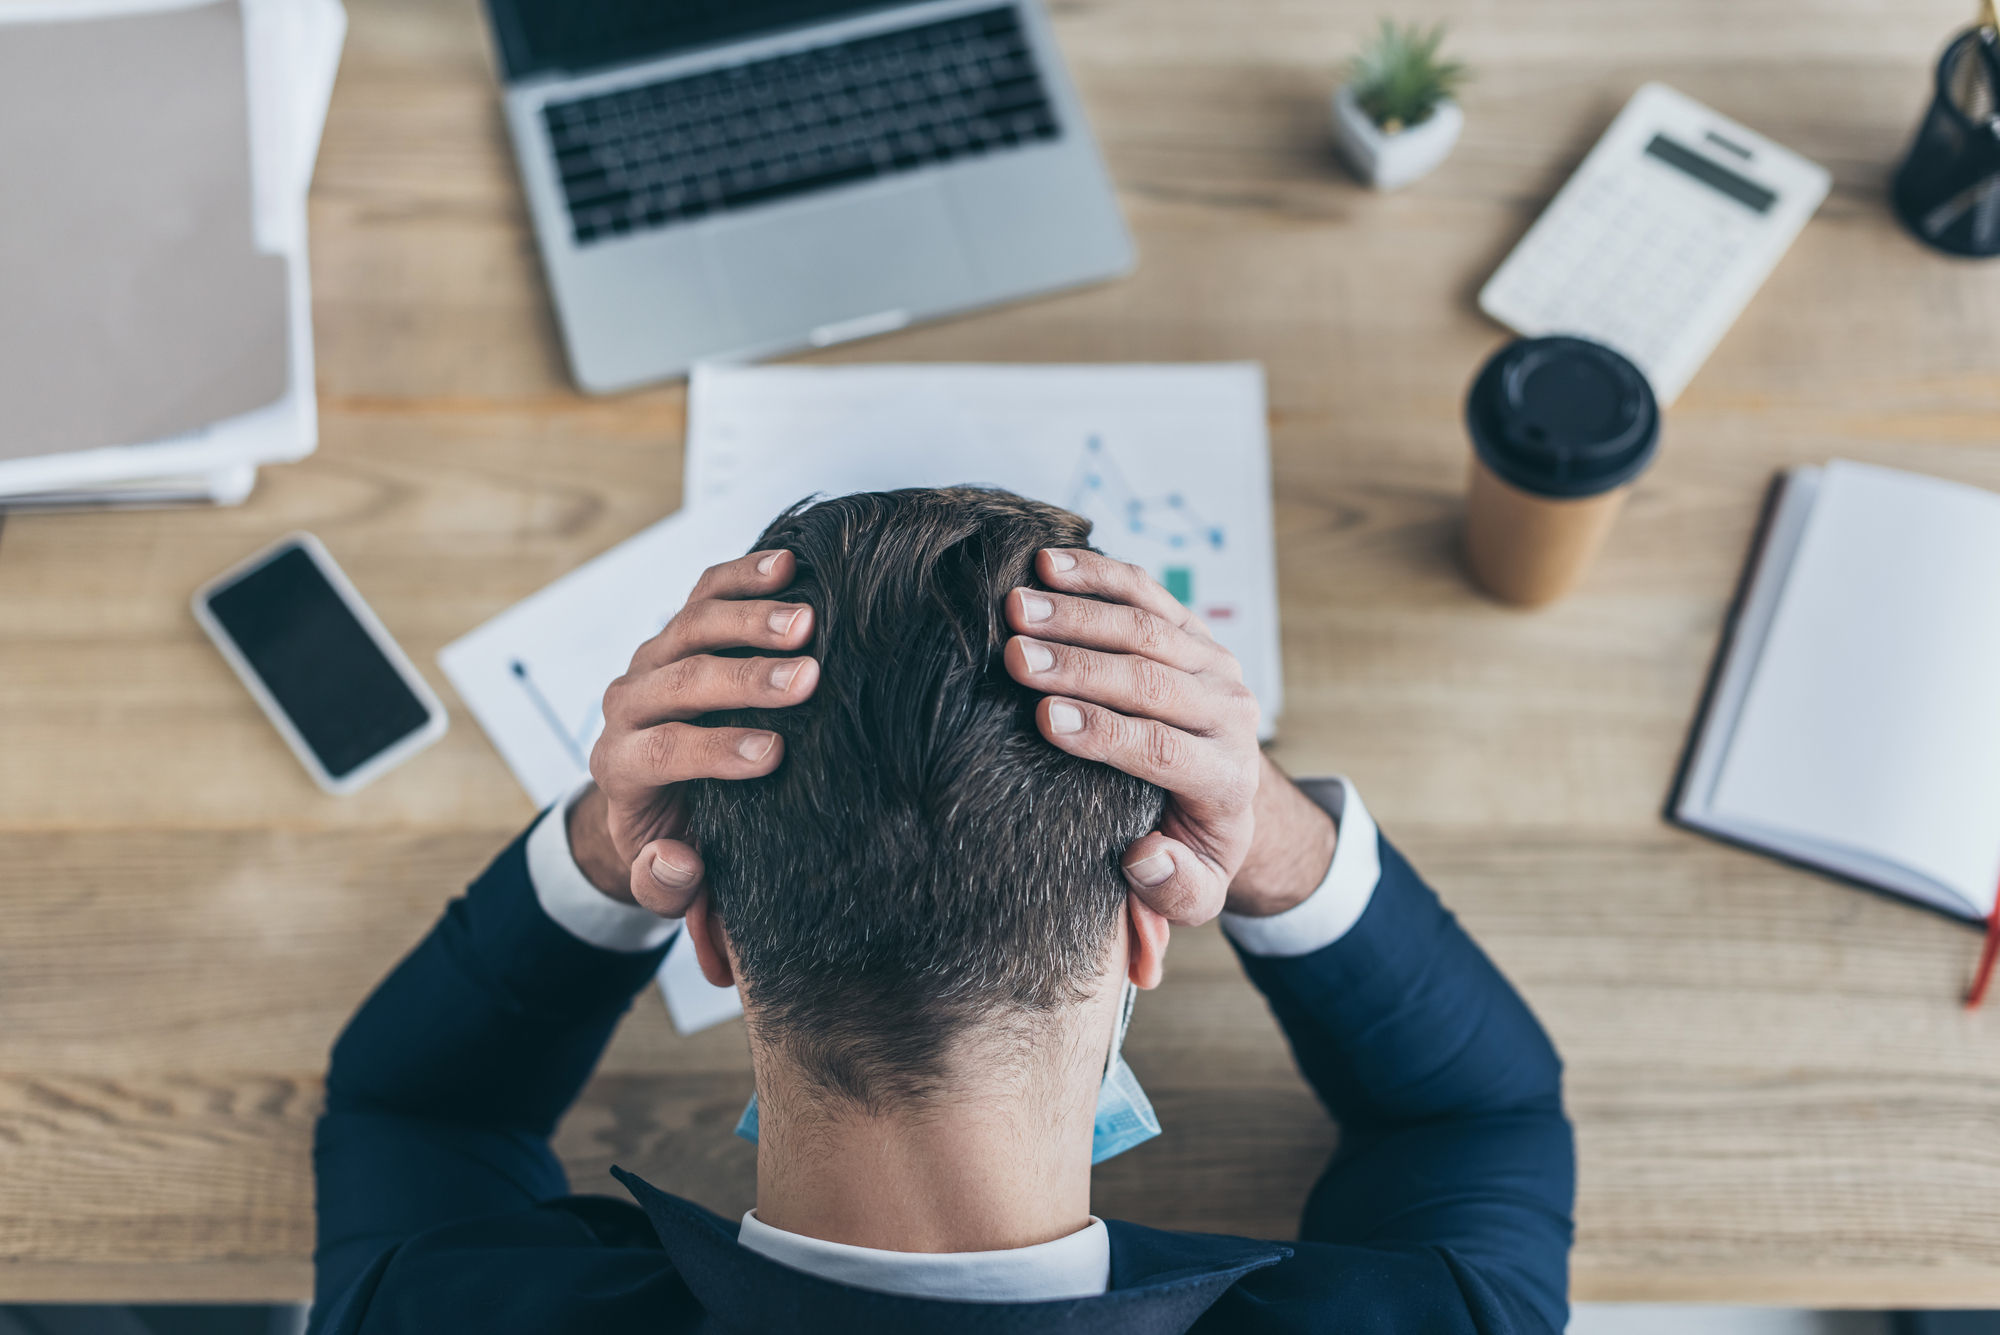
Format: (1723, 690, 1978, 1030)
(310, 819, 1574, 1333)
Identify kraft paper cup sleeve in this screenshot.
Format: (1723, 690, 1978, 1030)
(1464, 458, 1632, 606)
(1461, 337, 1659, 607)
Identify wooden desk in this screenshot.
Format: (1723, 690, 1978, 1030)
(6, 0, 2000, 1307)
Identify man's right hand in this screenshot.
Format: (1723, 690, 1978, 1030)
(1003, 549, 1265, 926)
(583, 548, 820, 917)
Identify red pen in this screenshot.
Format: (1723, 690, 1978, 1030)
(1965, 883, 2000, 1010)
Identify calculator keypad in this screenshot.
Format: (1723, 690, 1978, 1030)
(1483, 157, 1756, 374)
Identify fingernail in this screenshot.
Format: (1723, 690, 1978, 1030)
(1048, 702, 1083, 734)
(769, 607, 803, 635)
(770, 660, 803, 690)
(1045, 549, 1077, 573)
(739, 731, 777, 761)
(1019, 592, 1053, 622)
(1019, 639, 1054, 672)
(1123, 852, 1175, 887)
(757, 553, 780, 576)
(651, 853, 697, 888)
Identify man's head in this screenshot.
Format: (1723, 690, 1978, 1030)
(685, 487, 1166, 1109)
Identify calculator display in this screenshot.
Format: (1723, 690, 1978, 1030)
(1644, 134, 1776, 214)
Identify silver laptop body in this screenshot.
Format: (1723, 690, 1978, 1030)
(487, 0, 1136, 393)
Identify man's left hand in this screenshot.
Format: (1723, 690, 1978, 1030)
(576, 548, 820, 915)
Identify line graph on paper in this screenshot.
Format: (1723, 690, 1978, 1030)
(446, 365, 1282, 804)
(1064, 434, 1237, 623)
(505, 601, 678, 777)
(509, 659, 603, 769)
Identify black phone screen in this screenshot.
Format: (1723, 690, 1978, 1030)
(206, 545, 431, 779)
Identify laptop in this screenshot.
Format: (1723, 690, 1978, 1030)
(482, 0, 1137, 393)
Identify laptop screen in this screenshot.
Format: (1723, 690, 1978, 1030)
(485, 0, 903, 81)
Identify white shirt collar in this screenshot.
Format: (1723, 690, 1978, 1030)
(736, 1209, 1110, 1302)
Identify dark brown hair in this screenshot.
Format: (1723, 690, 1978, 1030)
(685, 487, 1165, 1107)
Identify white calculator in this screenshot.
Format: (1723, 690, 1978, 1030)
(1479, 83, 1831, 406)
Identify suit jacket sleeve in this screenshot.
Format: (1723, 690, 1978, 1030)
(1231, 829, 1576, 1332)
(309, 819, 674, 1331)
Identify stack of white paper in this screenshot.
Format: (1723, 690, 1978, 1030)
(0, 0, 344, 509)
(440, 362, 1283, 1035)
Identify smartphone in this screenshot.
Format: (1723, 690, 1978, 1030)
(193, 533, 447, 795)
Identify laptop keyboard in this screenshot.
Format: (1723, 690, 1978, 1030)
(543, 6, 1063, 246)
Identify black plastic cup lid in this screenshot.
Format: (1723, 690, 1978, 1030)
(1465, 336, 1660, 499)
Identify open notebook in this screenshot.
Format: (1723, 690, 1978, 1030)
(1673, 460, 2000, 925)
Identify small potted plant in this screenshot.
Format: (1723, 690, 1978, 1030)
(1333, 20, 1469, 191)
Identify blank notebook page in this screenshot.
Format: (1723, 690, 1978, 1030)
(1711, 461, 2000, 915)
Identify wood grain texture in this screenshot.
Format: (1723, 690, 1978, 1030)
(3, 0, 1999, 1305)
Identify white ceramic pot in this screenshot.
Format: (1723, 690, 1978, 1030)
(1332, 83, 1463, 191)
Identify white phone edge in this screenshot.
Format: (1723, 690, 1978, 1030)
(191, 531, 449, 796)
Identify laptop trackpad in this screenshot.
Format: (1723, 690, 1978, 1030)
(708, 183, 975, 342)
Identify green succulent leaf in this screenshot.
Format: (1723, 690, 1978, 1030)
(1348, 19, 1469, 132)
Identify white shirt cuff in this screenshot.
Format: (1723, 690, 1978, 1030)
(1219, 775, 1380, 958)
(526, 781, 682, 954)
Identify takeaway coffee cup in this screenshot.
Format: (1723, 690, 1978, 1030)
(1462, 335, 1660, 606)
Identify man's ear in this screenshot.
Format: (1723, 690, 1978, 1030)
(683, 891, 738, 989)
(1126, 894, 1171, 991)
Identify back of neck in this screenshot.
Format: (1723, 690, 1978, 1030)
(749, 1027, 1103, 1254)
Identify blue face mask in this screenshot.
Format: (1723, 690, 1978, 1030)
(1090, 977, 1163, 1163)
(734, 979, 1161, 1164)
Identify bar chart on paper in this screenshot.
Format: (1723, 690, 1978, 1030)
(683, 362, 1282, 735)
(444, 362, 1284, 809)
(1066, 434, 1235, 626)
